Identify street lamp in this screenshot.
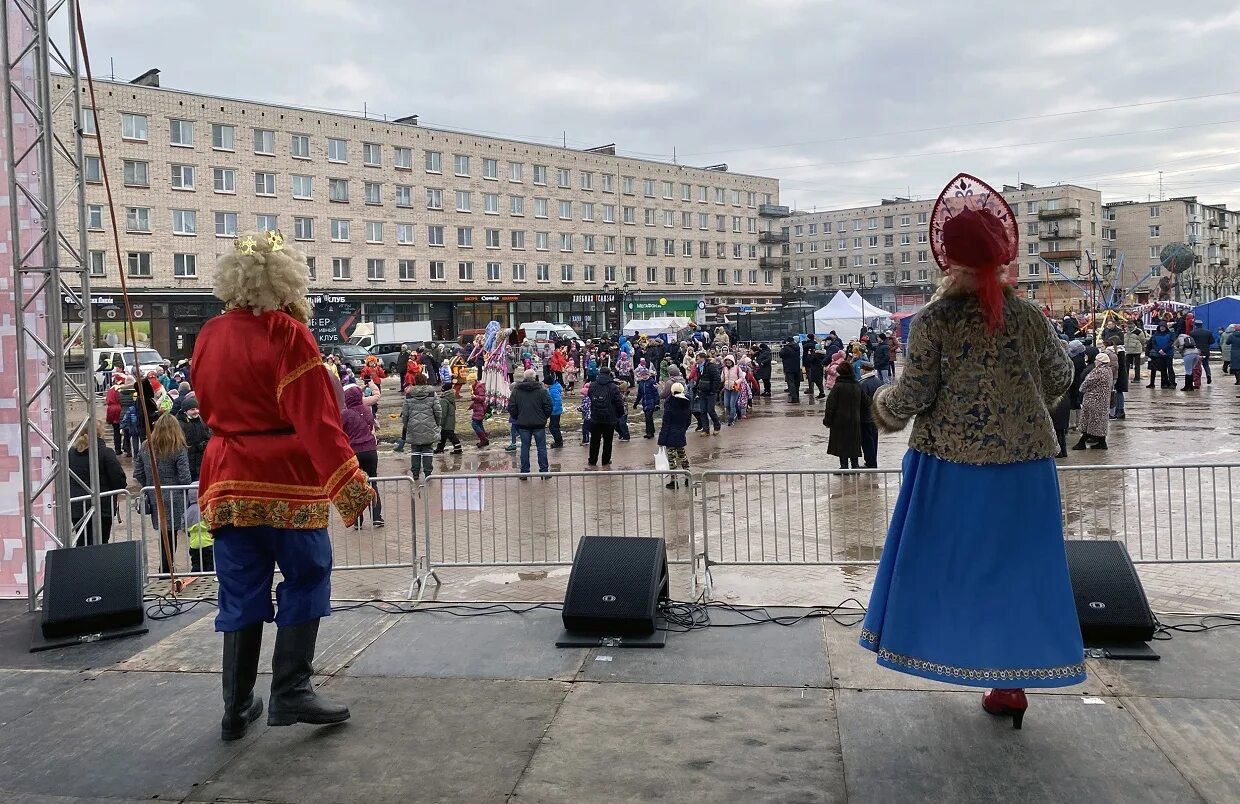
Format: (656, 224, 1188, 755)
(602, 281, 637, 335)
(783, 285, 811, 336)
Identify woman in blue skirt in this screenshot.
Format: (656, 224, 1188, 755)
(864, 173, 1086, 729)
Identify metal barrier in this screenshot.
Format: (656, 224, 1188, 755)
(418, 470, 695, 599)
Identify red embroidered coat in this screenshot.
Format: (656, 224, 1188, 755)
(193, 309, 372, 530)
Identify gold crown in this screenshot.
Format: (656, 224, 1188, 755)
(233, 229, 285, 256)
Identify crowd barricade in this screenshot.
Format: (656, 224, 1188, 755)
(65, 488, 134, 547)
(418, 470, 696, 600)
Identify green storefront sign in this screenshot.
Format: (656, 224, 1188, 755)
(625, 297, 702, 313)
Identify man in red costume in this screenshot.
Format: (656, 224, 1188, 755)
(193, 230, 373, 741)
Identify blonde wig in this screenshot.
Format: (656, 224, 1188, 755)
(213, 232, 312, 323)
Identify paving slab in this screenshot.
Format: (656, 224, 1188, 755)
(0, 604, 210, 672)
(342, 607, 588, 681)
(822, 620, 1110, 696)
(513, 681, 845, 803)
(3, 795, 161, 804)
(193, 676, 567, 804)
(117, 606, 398, 675)
(1089, 622, 1240, 700)
(1122, 696, 1240, 804)
(0, 671, 254, 801)
(835, 689, 1203, 804)
(0, 669, 88, 728)
(579, 607, 831, 688)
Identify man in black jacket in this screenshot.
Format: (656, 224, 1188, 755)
(753, 343, 773, 396)
(395, 345, 411, 391)
(507, 369, 553, 474)
(586, 367, 626, 466)
(801, 334, 817, 397)
(779, 339, 802, 403)
(691, 352, 722, 434)
(1190, 321, 1215, 384)
(857, 362, 883, 468)
(806, 346, 827, 399)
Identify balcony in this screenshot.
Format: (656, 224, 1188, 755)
(758, 203, 791, 218)
(758, 230, 789, 244)
(1037, 206, 1081, 220)
(1041, 249, 1083, 260)
(1039, 226, 1081, 240)
(759, 256, 790, 269)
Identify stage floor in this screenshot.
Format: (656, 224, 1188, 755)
(0, 598, 1236, 803)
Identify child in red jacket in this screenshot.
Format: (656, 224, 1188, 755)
(469, 380, 489, 447)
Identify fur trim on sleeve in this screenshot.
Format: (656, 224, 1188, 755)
(871, 383, 911, 433)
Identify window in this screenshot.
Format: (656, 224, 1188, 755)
(457, 226, 473, 247)
(510, 195, 525, 215)
(667, 211, 678, 228)
(171, 163, 195, 190)
(366, 221, 383, 243)
(603, 235, 616, 254)
(293, 216, 314, 240)
(329, 178, 349, 202)
(168, 253, 196, 278)
(561, 264, 574, 282)
(537, 263, 551, 282)
(715, 188, 726, 204)
(483, 158, 498, 180)
(254, 171, 276, 196)
(665, 266, 676, 284)
(643, 179, 656, 197)
(665, 239, 676, 257)
(1149, 225, 1161, 238)
(171, 209, 196, 235)
(715, 215, 726, 232)
(868, 236, 879, 247)
(511, 230, 525, 249)
(584, 234, 596, 253)
(366, 258, 385, 280)
(126, 252, 151, 277)
(733, 243, 742, 258)
(456, 190, 472, 212)
(84, 155, 101, 183)
(253, 128, 275, 154)
(398, 259, 416, 281)
(121, 113, 148, 141)
(646, 238, 658, 257)
(533, 164, 548, 185)
(561, 233, 573, 252)
(623, 206, 637, 224)
(536, 232, 550, 250)
(603, 204, 616, 223)
(605, 265, 617, 283)
(362, 142, 381, 166)
(332, 257, 351, 280)
(430, 260, 445, 280)
(87, 204, 103, 230)
(1028, 262, 1041, 277)
(427, 225, 444, 246)
(426, 188, 443, 210)
(602, 174, 615, 193)
(80, 108, 96, 136)
(575, 171, 592, 191)
(292, 174, 313, 199)
(533, 197, 549, 218)
(169, 118, 192, 147)
(88, 249, 105, 276)
(509, 161, 523, 182)
(458, 261, 474, 281)
(397, 223, 414, 244)
(512, 262, 527, 281)
(626, 265, 638, 283)
(125, 206, 150, 233)
(330, 218, 350, 242)
(663, 182, 674, 199)
(211, 123, 234, 151)
(485, 193, 500, 214)
(257, 215, 278, 233)
(646, 209, 657, 226)
(327, 138, 347, 162)
(122, 159, 149, 187)
(1150, 246, 1161, 259)
(425, 150, 442, 173)
(305, 257, 316, 281)
(213, 167, 236, 194)
(213, 211, 237, 237)
(1027, 242, 1040, 255)
(487, 261, 502, 281)
(486, 228, 501, 248)
(291, 134, 310, 159)
(625, 236, 638, 255)
(557, 168, 571, 188)
(1150, 205, 1161, 218)
(395, 185, 412, 207)
(454, 154, 470, 176)
(647, 266, 658, 282)
(364, 182, 381, 205)
(918, 250, 928, 263)
(559, 200, 572, 220)
(393, 146, 412, 170)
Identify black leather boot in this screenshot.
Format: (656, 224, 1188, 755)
(221, 623, 264, 741)
(268, 619, 350, 726)
(1071, 435, 1089, 450)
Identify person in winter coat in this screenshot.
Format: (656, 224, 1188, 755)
(659, 364, 685, 400)
(857, 362, 883, 468)
(132, 414, 193, 572)
(825, 350, 847, 391)
(395, 345, 412, 391)
(1146, 322, 1177, 388)
(1123, 323, 1148, 383)
(1178, 335, 1201, 392)
(806, 347, 827, 400)
(1049, 390, 1071, 459)
(752, 343, 773, 396)
(177, 397, 211, 482)
(1230, 324, 1240, 383)
(69, 422, 127, 546)
(469, 380, 490, 447)
(401, 379, 442, 480)
(586, 367, 626, 467)
(873, 338, 892, 384)
(658, 382, 693, 489)
(104, 374, 126, 454)
(1107, 339, 1128, 419)
(634, 366, 661, 437)
(822, 360, 865, 469)
(546, 376, 565, 448)
(1221, 325, 1235, 375)
(548, 346, 568, 386)
(691, 352, 723, 434)
(1074, 352, 1115, 450)
(433, 384, 463, 454)
(1067, 340, 1087, 431)
(1189, 322, 1215, 384)
(720, 354, 743, 426)
(779, 339, 802, 402)
(341, 384, 383, 527)
(507, 369, 553, 474)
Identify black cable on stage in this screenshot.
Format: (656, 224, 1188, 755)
(144, 594, 218, 620)
(1152, 614, 1240, 641)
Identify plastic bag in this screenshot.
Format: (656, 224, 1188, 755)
(654, 447, 670, 472)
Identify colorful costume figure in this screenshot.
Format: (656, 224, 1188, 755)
(481, 324, 514, 410)
(864, 174, 1085, 730)
(195, 230, 372, 742)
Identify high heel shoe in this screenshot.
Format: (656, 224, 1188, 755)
(982, 688, 1028, 730)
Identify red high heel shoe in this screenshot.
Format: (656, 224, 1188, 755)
(982, 688, 1028, 730)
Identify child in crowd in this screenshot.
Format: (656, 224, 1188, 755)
(434, 383, 463, 454)
(547, 375, 565, 448)
(635, 367, 660, 438)
(469, 380, 489, 448)
(580, 381, 592, 445)
(658, 382, 693, 489)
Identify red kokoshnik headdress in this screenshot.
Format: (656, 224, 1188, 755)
(930, 173, 1019, 334)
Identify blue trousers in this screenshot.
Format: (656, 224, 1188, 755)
(518, 426, 549, 473)
(213, 525, 333, 632)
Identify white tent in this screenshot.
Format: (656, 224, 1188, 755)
(813, 291, 867, 340)
(846, 291, 893, 320)
(622, 316, 693, 337)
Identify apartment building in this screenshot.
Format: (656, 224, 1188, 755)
(55, 72, 781, 359)
(784, 183, 1103, 312)
(1104, 197, 1240, 304)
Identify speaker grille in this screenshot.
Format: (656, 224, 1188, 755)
(42, 541, 145, 638)
(563, 537, 668, 636)
(1066, 540, 1156, 644)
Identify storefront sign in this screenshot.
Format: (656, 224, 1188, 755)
(462, 294, 519, 302)
(62, 294, 119, 306)
(625, 297, 703, 313)
(307, 295, 358, 346)
(572, 294, 615, 304)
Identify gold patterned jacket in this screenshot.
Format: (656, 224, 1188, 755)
(873, 291, 1072, 465)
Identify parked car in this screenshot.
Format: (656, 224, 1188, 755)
(368, 342, 408, 374)
(320, 343, 371, 370)
(88, 346, 165, 391)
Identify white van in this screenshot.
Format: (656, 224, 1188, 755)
(519, 321, 581, 343)
(89, 346, 165, 390)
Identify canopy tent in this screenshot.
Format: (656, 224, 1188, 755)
(1192, 296, 1240, 332)
(846, 292, 893, 320)
(813, 291, 867, 340)
(621, 316, 694, 340)
(891, 311, 919, 344)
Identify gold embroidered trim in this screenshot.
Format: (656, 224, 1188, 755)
(200, 457, 360, 498)
(276, 357, 326, 402)
(861, 628, 1086, 683)
(201, 497, 330, 531)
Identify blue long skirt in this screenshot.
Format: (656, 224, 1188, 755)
(860, 450, 1087, 688)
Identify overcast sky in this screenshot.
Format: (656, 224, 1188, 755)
(79, 0, 1240, 211)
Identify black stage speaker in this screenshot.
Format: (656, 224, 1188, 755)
(1066, 540, 1156, 646)
(41, 541, 145, 639)
(562, 536, 669, 637)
